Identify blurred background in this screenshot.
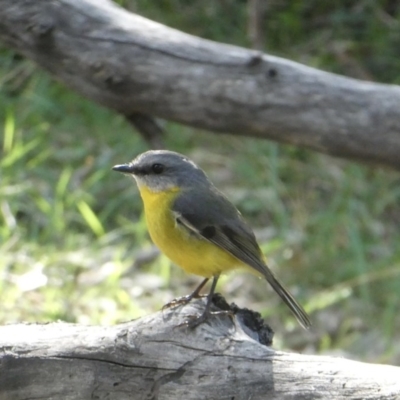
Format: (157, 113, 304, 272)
(1, 0, 400, 364)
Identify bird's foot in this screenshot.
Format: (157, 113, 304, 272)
(162, 294, 207, 311)
(182, 309, 233, 329)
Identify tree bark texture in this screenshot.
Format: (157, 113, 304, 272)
(1, 0, 400, 169)
(1, 299, 400, 400)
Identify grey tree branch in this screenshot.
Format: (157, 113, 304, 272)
(0, 299, 399, 400)
(248, 0, 267, 50)
(1, 0, 400, 170)
(125, 112, 165, 149)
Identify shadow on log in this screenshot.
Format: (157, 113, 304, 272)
(1, 298, 399, 400)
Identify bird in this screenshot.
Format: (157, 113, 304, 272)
(113, 150, 311, 329)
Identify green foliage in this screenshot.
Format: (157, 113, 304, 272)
(1, 1, 400, 362)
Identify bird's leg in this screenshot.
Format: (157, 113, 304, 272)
(163, 277, 209, 310)
(185, 275, 231, 329)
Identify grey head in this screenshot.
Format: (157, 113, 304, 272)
(112, 150, 210, 192)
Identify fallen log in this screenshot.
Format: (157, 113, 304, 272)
(0, 298, 399, 399)
(1, 0, 400, 168)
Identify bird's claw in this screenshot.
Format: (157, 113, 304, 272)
(162, 294, 207, 311)
(177, 309, 234, 329)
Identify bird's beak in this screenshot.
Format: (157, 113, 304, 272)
(112, 163, 137, 174)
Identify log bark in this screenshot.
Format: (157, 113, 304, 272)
(1, 0, 400, 170)
(0, 299, 399, 400)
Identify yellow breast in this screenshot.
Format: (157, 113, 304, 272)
(138, 185, 241, 277)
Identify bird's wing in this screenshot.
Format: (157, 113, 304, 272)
(173, 186, 270, 274)
(172, 187, 311, 329)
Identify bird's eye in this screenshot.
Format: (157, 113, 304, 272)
(151, 163, 164, 174)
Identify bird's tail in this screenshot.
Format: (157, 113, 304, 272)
(261, 265, 311, 330)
